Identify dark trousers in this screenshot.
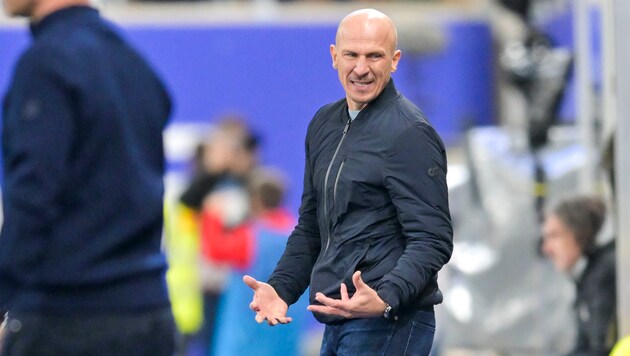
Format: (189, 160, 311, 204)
(319, 309, 435, 356)
(1, 307, 177, 356)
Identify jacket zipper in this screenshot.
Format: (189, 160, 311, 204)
(333, 158, 346, 205)
(323, 118, 351, 254)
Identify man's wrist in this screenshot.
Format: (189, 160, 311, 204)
(383, 304, 393, 319)
(376, 289, 398, 320)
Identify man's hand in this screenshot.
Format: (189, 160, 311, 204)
(307, 271, 388, 318)
(243, 275, 292, 326)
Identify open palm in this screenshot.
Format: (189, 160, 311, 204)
(243, 275, 292, 326)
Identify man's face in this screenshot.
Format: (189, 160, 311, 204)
(2, 0, 35, 17)
(330, 19, 401, 110)
(541, 214, 582, 273)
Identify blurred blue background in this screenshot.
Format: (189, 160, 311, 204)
(0, 18, 495, 211)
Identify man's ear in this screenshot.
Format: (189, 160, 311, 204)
(390, 49, 402, 73)
(330, 44, 338, 69)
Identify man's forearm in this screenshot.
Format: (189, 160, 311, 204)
(268, 230, 320, 305)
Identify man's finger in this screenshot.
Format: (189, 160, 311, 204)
(340, 283, 349, 301)
(314, 292, 339, 308)
(307, 304, 340, 315)
(249, 301, 259, 311)
(243, 275, 259, 291)
(308, 304, 350, 318)
(265, 316, 292, 326)
(352, 271, 366, 290)
(255, 313, 266, 323)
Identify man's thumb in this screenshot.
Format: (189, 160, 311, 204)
(352, 271, 365, 289)
(243, 275, 259, 290)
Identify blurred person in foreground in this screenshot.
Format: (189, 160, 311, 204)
(202, 167, 311, 356)
(0, 0, 175, 353)
(243, 8, 453, 355)
(542, 195, 617, 356)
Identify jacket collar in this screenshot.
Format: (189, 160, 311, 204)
(368, 78, 398, 109)
(343, 79, 398, 122)
(30, 6, 97, 38)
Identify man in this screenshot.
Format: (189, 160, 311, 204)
(244, 9, 453, 355)
(541, 195, 617, 355)
(0, 0, 176, 354)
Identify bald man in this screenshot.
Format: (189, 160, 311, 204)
(243, 9, 452, 355)
(0, 0, 175, 353)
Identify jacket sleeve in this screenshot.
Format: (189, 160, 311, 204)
(377, 121, 453, 313)
(267, 124, 321, 306)
(573, 254, 617, 356)
(0, 49, 75, 307)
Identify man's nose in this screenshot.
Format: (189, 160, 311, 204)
(353, 57, 369, 76)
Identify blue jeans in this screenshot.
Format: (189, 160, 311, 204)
(1, 307, 177, 356)
(320, 309, 435, 356)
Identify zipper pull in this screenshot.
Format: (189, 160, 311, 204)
(343, 119, 351, 135)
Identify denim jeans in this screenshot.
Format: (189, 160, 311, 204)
(0, 307, 177, 356)
(320, 309, 435, 356)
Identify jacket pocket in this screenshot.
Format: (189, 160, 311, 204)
(310, 240, 369, 300)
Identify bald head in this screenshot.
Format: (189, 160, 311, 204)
(336, 9, 398, 54)
(330, 8, 402, 110)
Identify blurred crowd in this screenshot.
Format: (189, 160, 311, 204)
(163, 116, 318, 356)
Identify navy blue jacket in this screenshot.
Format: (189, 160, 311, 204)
(0, 7, 172, 313)
(268, 80, 453, 324)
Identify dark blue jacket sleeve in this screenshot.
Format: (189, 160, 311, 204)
(267, 123, 321, 306)
(377, 121, 453, 312)
(0, 49, 75, 306)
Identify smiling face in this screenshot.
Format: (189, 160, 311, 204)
(330, 9, 401, 110)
